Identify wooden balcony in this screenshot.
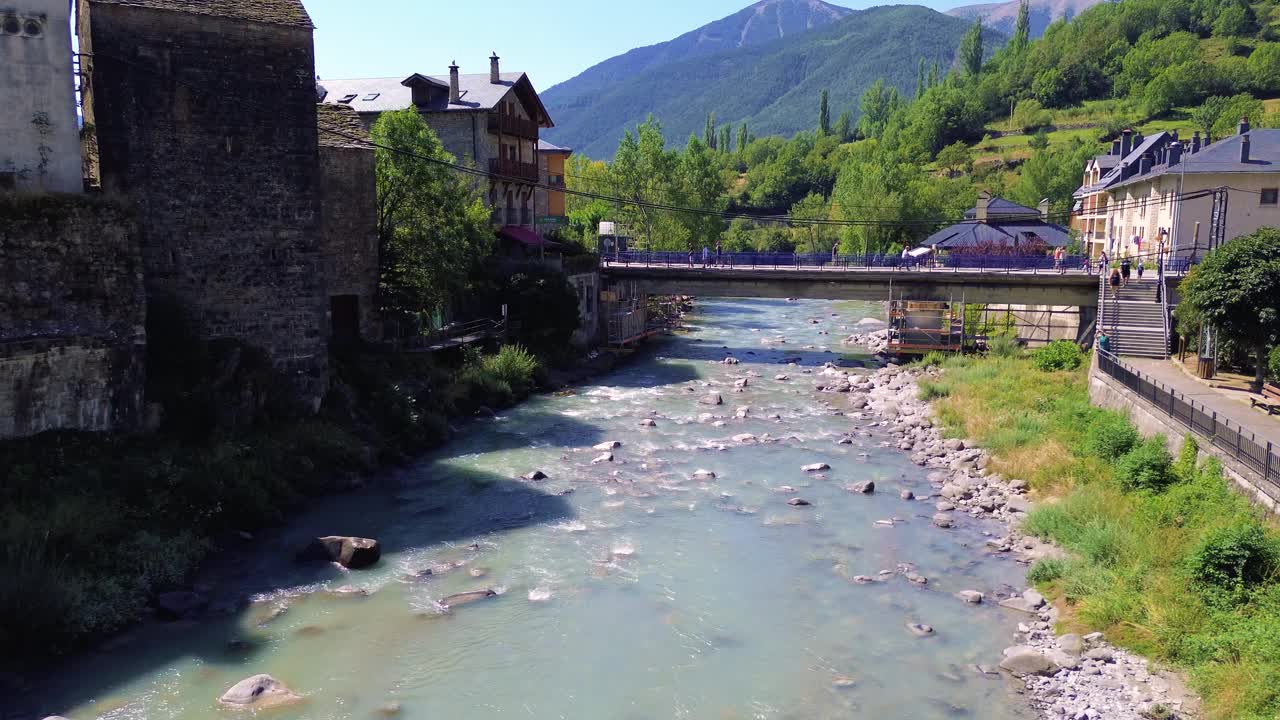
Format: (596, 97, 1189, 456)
(489, 158, 539, 182)
(487, 113, 539, 140)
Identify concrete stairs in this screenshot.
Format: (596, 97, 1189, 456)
(1099, 277, 1170, 359)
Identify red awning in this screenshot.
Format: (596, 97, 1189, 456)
(498, 225, 560, 248)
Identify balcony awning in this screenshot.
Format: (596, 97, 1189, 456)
(498, 225, 560, 249)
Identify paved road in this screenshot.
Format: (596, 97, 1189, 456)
(1127, 357, 1280, 447)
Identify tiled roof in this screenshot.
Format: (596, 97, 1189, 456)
(962, 197, 1039, 220)
(316, 104, 369, 149)
(1110, 129, 1280, 189)
(89, 0, 313, 28)
(321, 73, 553, 127)
(925, 220, 1072, 249)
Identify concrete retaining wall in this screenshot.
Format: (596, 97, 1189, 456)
(1088, 361, 1276, 512)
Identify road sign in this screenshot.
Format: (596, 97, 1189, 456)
(537, 216, 568, 226)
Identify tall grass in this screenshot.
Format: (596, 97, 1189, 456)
(934, 355, 1280, 720)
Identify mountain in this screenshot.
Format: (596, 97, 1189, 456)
(946, 0, 1108, 38)
(543, 0, 854, 113)
(543, 5, 987, 159)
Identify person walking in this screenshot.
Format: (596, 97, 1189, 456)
(702, 245, 710, 268)
(1097, 250, 1109, 276)
(1053, 246, 1065, 274)
(1120, 255, 1131, 286)
(1137, 257, 1145, 279)
(831, 242, 839, 264)
(687, 248, 694, 267)
(715, 240, 723, 268)
(1098, 330, 1111, 355)
(1109, 267, 1121, 290)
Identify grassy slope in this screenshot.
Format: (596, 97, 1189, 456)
(926, 354, 1280, 720)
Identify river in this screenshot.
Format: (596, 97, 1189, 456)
(37, 297, 1033, 720)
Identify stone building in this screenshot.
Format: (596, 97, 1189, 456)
(1, 0, 82, 192)
(319, 54, 554, 234)
(316, 103, 380, 344)
(0, 194, 146, 438)
(78, 0, 329, 412)
(1103, 121, 1280, 259)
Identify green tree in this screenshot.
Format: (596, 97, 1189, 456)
(676, 135, 729, 251)
(370, 108, 493, 316)
(737, 124, 748, 155)
(936, 141, 973, 176)
(835, 111, 853, 142)
(1011, 0, 1031, 53)
(959, 17, 985, 76)
(818, 89, 831, 135)
(790, 192, 832, 255)
(916, 57, 927, 99)
(1248, 44, 1280, 95)
(719, 125, 732, 154)
(704, 112, 717, 149)
(857, 79, 901, 140)
(1009, 138, 1095, 218)
(1180, 228, 1280, 388)
(1190, 95, 1230, 137)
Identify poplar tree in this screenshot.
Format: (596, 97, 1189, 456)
(916, 57, 926, 99)
(719, 125, 731, 154)
(835, 111, 852, 142)
(959, 17, 985, 76)
(737, 123, 748, 153)
(704, 112, 717, 149)
(1011, 0, 1031, 52)
(818, 89, 831, 135)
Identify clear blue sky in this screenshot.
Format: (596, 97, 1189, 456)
(305, 0, 976, 91)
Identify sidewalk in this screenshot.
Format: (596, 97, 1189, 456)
(1125, 357, 1280, 448)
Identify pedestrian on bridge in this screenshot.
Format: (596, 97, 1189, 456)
(1053, 246, 1065, 274)
(702, 245, 710, 268)
(715, 239, 722, 267)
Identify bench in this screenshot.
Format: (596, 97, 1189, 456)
(1251, 384, 1280, 415)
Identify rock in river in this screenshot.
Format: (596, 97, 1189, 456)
(218, 674, 302, 709)
(700, 394, 723, 406)
(441, 589, 498, 608)
(907, 623, 935, 637)
(802, 463, 830, 472)
(931, 514, 954, 529)
(998, 647, 1057, 677)
(522, 470, 548, 481)
(849, 481, 875, 494)
(298, 536, 381, 569)
(787, 498, 812, 507)
(956, 590, 984, 604)
(594, 441, 622, 450)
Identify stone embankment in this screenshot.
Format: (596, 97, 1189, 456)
(826, 361, 1197, 720)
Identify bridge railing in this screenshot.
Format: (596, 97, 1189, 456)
(602, 250, 1196, 275)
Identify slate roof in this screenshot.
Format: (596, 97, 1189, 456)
(89, 0, 313, 28)
(1074, 131, 1175, 197)
(320, 73, 553, 126)
(538, 139, 571, 153)
(1110, 129, 1280, 190)
(316, 104, 369, 149)
(925, 220, 1072, 250)
(961, 197, 1039, 220)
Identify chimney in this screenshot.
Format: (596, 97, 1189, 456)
(449, 61, 460, 103)
(1120, 161, 1130, 180)
(1139, 153, 1152, 176)
(1241, 133, 1251, 163)
(1192, 131, 1201, 153)
(1168, 142, 1182, 166)
(1239, 117, 1250, 135)
(490, 52, 501, 84)
(1121, 129, 1133, 158)
(1111, 139, 1121, 156)
(976, 191, 992, 223)
(1038, 198, 1051, 221)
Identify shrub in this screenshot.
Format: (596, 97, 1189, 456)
(1269, 345, 1280, 383)
(1187, 521, 1278, 596)
(919, 350, 945, 368)
(481, 345, 542, 397)
(1172, 436, 1200, 483)
(1032, 340, 1084, 372)
(1116, 437, 1175, 492)
(1083, 412, 1139, 459)
(987, 329, 1022, 358)
(1027, 557, 1069, 584)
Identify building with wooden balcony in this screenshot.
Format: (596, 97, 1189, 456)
(319, 54, 553, 233)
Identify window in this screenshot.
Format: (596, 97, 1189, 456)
(1262, 188, 1278, 206)
(339, 94, 357, 104)
(362, 93, 380, 101)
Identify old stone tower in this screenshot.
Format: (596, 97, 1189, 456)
(78, 0, 329, 411)
(0, 0, 83, 192)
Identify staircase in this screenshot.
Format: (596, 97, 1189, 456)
(1099, 276, 1171, 359)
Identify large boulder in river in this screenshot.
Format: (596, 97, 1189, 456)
(998, 647, 1057, 677)
(218, 674, 302, 709)
(298, 536, 381, 569)
(700, 393, 723, 406)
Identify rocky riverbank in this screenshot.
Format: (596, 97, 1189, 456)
(834, 361, 1199, 720)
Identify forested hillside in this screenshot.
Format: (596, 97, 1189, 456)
(543, 5, 986, 159)
(947, 0, 1107, 37)
(559, 0, 1280, 279)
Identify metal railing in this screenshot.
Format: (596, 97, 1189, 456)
(1097, 351, 1280, 502)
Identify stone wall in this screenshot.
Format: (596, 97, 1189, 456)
(81, 2, 328, 412)
(317, 104, 380, 342)
(567, 271, 602, 348)
(0, 194, 145, 437)
(1088, 359, 1276, 512)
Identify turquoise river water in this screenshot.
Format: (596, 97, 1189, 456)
(37, 298, 1034, 720)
